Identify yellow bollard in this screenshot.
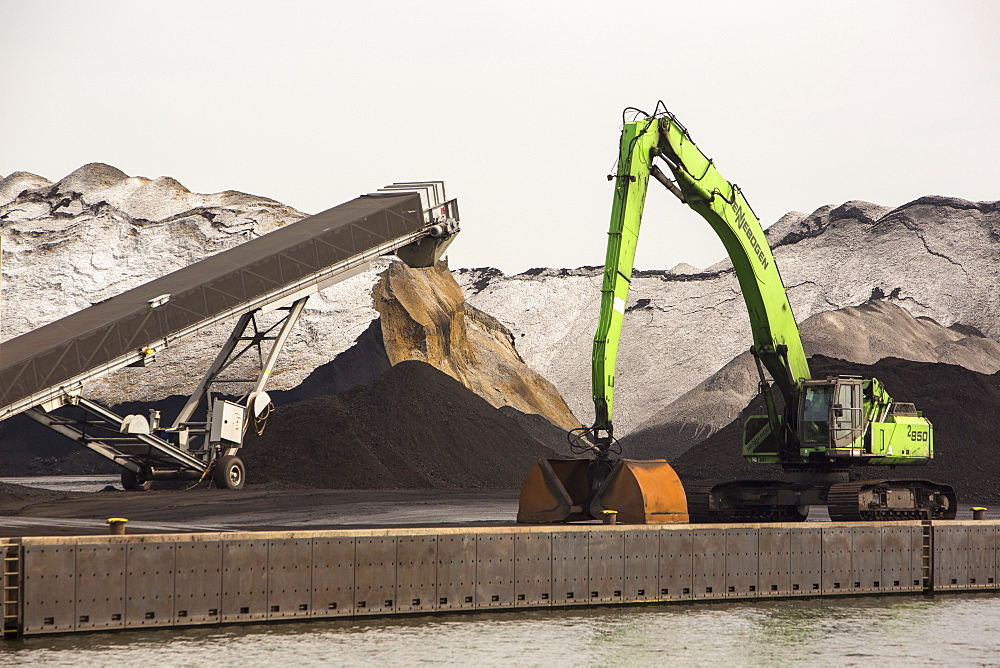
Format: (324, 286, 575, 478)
(971, 507, 987, 521)
(601, 509, 618, 525)
(107, 518, 128, 535)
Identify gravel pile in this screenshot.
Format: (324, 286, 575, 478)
(240, 360, 563, 489)
(671, 355, 1000, 503)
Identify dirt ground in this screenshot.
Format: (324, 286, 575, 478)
(0, 483, 521, 537)
(2, 481, 996, 539)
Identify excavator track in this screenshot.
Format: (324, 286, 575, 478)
(827, 479, 958, 521)
(684, 481, 716, 524)
(686, 480, 808, 523)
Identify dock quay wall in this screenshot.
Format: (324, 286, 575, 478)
(3, 521, 998, 637)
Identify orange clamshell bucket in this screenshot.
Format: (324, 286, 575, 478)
(591, 459, 689, 524)
(516, 459, 593, 524)
(517, 458, 688, 524)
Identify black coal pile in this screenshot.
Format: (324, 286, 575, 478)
(271, 319, 390, 405)
(672, 355, 1000, 503)
(0, 481, 64, 506)
(0, 410, 120, 476)
(240, 360, 563, 489)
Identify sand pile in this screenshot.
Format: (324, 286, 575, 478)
(374, 261, 581, 432)
(0, 162, 316, 406)
(271, 319, 391, 404)
(240, 360, 563, 489)
(671, 355, 1000, 503)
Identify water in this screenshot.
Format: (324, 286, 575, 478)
(3, 593, 999, 666)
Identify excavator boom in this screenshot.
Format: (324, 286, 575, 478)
(594, 110, 810, 436)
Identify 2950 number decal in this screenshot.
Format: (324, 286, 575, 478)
(906, 426, 929, 442)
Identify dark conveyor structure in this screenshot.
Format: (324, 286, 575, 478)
(0, 182, 459, 490)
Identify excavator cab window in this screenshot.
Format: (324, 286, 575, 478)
(800, 385, 833, 445)
(832, 379, 864, 448)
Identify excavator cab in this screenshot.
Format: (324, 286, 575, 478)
(743, 376, 867, 463)
(798, 377, 866, 458)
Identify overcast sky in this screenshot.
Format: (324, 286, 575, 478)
(2, 0, 997, 273)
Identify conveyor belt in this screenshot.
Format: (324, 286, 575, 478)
(0, 191, 449, 421)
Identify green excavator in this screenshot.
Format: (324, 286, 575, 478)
(518, 102, 956, 523)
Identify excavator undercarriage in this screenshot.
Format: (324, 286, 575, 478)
(684, 477, 956, 523)
(826, 479, 957, 521)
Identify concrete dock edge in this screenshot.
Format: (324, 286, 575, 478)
(4, 520, 998, 638)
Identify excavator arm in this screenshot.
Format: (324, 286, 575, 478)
(593, 108, 810, 444)
(592, 119, 660, 433)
